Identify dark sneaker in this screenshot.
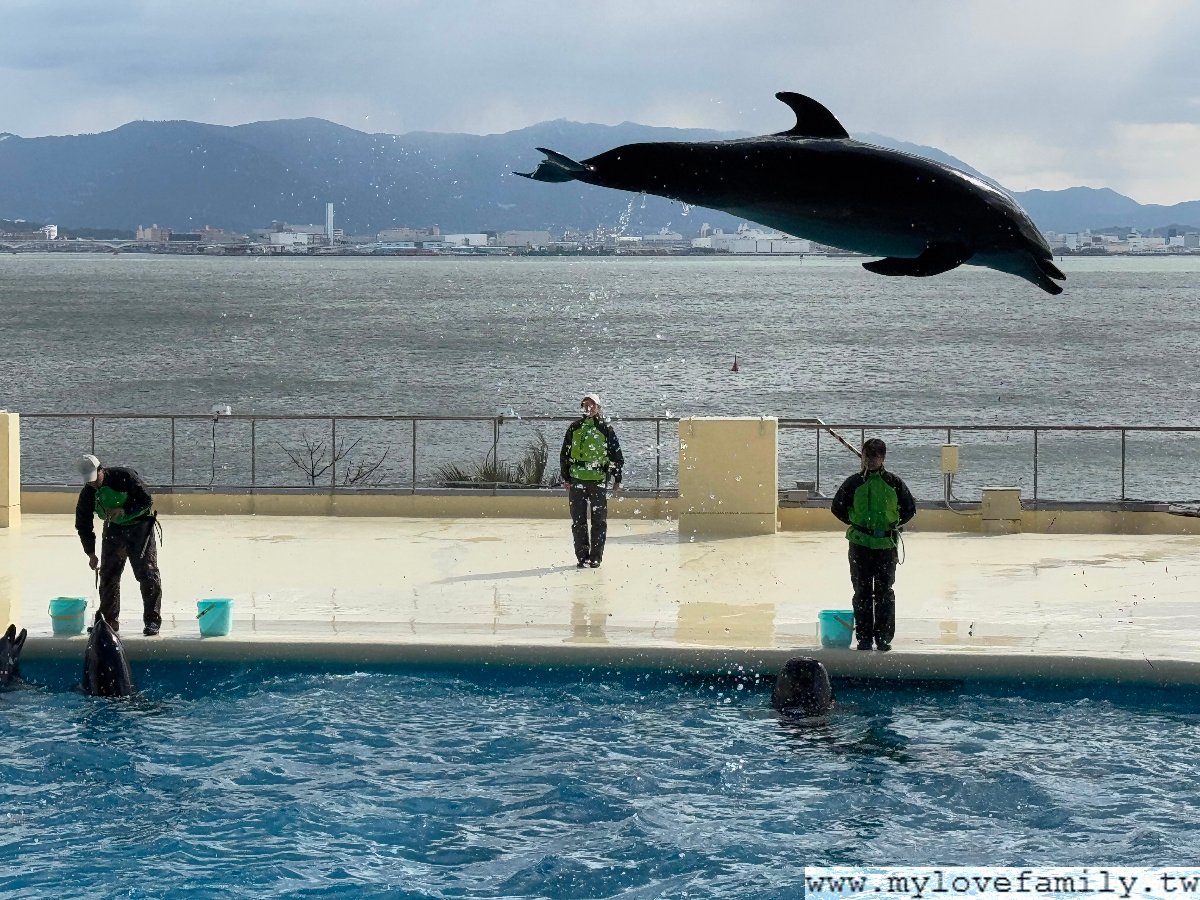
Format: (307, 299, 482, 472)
(577, 559, 589, 568)
(876, 641, 891, 652)
(143, 623, 160, 636)
(589, 559, 602, 568)
(856, 640, 873, 650)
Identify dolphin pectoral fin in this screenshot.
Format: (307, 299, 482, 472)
(773, 92, 850, 140)
(515, 147, 589, 183)
(1031, 256, 1066, 295)
(862, 243, 973, 278)
(1036, 256, 1066, 282)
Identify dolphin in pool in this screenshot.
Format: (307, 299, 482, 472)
(82, 615, 135, 697)
(0, 624, 28, 687)
(771, 657, 835, 718)
(517, 92, 1065, 295)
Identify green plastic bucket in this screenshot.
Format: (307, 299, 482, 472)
(49, 597, 89, 636)
(196, 598, 233, 637)
(818, 609, 855, 649)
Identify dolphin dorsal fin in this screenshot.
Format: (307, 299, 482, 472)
(774, 92, 850, 139)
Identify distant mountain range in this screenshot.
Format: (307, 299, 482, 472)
(1, 118, 1197, 236)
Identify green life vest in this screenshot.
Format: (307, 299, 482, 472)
(94, 484, 146, 526)
(846, 470, 902, 549)
(569, 418, 610, 482)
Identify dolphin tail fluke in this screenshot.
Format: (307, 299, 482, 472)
(516, 148, 589, 183)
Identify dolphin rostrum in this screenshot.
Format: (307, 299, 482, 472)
(82, 615, 135, 697)
(0, 624, 28, 687)
(518, 92, 1065, 295)
(771, 657, 835, 718)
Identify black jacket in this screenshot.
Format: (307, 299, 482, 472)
(74, 467, 154, 556)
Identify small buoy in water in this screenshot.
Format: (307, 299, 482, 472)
(731, 355, 740, 373)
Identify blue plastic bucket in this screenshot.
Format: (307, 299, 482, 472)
(818, 609, 855, 649)
(49, 596, 89, 636)
(196, 598, 233, 637)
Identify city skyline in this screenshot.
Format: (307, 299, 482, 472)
(0, 1, 1197, 207)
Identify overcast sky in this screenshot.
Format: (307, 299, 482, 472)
(2, 0, 1197, 205)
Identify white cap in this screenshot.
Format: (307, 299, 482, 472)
(77, 454, 100, 484)
(581, 393, 601, 407)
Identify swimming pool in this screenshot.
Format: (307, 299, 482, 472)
(2, 662, 1197, 899)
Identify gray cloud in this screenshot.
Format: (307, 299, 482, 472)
(1, 0, 1197, 203)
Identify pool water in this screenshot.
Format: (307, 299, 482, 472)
(2, 662, 1198, 899)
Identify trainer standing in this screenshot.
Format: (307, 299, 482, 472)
(560, 394, 623, 568)
(74, 454, 163, 636)
(830, 438, 915, 651)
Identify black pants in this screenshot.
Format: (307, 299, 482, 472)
(97, 517, 162, 632)
(568, 481, 608, 563)
(848, 543, 897, 645)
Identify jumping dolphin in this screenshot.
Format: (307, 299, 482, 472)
(0, 624, 28, 687)
(771, 657, 835, 718)
(518, 92, 1066, 295)
(82, 615, 135, 697)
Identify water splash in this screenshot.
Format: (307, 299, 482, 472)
(614, 197, 636, 237)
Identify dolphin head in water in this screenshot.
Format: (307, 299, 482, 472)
(82, 615, 136, 697)
(0, 624, 28, 686)
(771, 656, 835, 718)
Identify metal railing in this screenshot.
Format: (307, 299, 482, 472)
(781, 420, 1200, 504)
(19, 413, 677, 493)
(19, 414, 1200, 503)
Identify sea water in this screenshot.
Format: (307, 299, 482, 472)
(4, 254, 1200, 497)
(3, 253, 1199, 421)
(1, 662, 1198, 899)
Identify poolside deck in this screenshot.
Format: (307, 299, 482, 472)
(5, 513, 1200, 684)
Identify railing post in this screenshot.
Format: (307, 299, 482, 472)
(815, 427, 821, 496)
(251, 418, 257, 487)
(170, 417, 176, 486)
(656, 419, 661, 494)
(1120, 428, 1127, 500)
(491, 417, 499, 497)
(331, 418, 337, 490)
(1033, 429, 1039, 502)
(90, 416, 96, 455)
(411, 419, 417, 494)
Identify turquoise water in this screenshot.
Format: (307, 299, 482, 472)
(2, 663, 1198, 899)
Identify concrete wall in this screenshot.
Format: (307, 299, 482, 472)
(678, 416, 777, 535)
(0, 412, 19, 528)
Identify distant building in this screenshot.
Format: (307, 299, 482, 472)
(40, 224, 58, 240)
(378, 226, 441, 241)
(440, 233, 489, 247)
(137, 224, 171, 242)
(269, 232, 312, 252)
(494, 230, 551, 249)
(274, 223, 327, 237)
(693, 226, 810, 254)
(640, 229, 685, 245)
